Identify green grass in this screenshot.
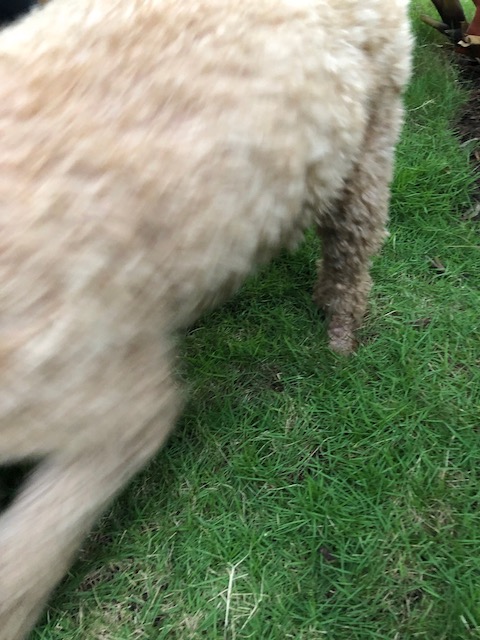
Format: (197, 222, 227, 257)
(34, 9, 480, 640)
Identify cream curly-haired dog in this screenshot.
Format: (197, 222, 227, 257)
(0, 0, 412, 636)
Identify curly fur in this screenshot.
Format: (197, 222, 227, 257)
(0, 0, 412, 636)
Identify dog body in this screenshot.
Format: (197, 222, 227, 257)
(0, 0, 412, 636)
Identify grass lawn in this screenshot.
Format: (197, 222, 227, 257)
(34, 6, 480, 640)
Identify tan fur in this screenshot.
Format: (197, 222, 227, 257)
(0, 0, 412, 637)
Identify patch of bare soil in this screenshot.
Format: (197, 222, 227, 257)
(455, 57, 480, 220)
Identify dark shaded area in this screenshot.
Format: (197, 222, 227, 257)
(0, 462, 36, 510)
(457, 58, 480, 121)
(456, 58, 480, 220)
(0, 0, 36, 25)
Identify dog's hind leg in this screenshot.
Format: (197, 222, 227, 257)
(313, 89, 405, 354)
